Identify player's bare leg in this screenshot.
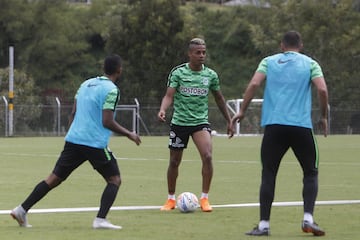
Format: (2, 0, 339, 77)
(160, 149, 183, 211)
(192, 130, 213, 212)
(167, 149, 183, 194)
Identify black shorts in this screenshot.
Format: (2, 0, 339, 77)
(261, 124, 319, 174)
(168, 124, 211, 149)
(53, 142, 120, 180)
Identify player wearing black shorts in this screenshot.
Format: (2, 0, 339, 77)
(168, 124, 211, 149)
(53, 142, 120, 181)
(231, 31, 328, 236)
(11, 55, 141, 229)
(158, 38, 234, 212)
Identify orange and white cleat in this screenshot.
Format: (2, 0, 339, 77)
(200, 198, 213, 212)
(160, 199, 176, 211)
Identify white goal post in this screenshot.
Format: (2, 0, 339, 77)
(226, 99, 332, 136)
(115, 98, 150, 136)
(226, 99, 263, 136)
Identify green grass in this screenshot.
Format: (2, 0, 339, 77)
(0, 135, 359, 240)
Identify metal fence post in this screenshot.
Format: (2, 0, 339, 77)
(2, 96, 8, 137)
(55, 97, 61, 136)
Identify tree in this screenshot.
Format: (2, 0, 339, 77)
(254, 0, 360, 109)
(191, 5, 262, 100)
(25, 1, 93, 93)
(0, 0, 35, 68)
(106, 0, 189, 104)
(0, 68, 41, 134)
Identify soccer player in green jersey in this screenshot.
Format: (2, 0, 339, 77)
(158, 38, 234, 212)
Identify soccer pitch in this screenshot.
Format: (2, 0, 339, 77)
(0, 135, 359, 240)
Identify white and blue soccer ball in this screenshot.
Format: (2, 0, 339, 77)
(176, 192, 199, 213)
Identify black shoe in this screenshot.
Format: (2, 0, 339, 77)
(302, 221, 325, 236)
(245, 226, 270, 236)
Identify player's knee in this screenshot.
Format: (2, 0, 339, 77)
(107, 175, 121, 186)
(45, 173, 64, 189)
(169, 157, 181, 168)
(304, 168, 318, 178)
(201, 152, 212, 164)
(169, 161, 180, 169)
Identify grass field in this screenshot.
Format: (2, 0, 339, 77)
(0, 135, 359, 240)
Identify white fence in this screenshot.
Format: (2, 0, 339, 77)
(0, 97, 357, 136)
(1, 96, 147, 137)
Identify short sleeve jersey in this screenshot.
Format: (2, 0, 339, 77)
(167, 63, 220, 126)
(256, 51, 324, 128)
(65, 76, 120, 148)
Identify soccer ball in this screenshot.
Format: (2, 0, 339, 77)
(176, 192, 199, 213)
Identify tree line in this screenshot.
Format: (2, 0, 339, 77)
(0, 0, 359, 120)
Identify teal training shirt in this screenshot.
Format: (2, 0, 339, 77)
(256, 51, 323, 128)
(65, 76, 119, 148)
(167, 63, 220, 126)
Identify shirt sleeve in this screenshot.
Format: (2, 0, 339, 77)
(210, 71, 220, 91)
(256, 58, 268, 75)
(167, 71, 179, 88)
(310, 60, 324, 79)
(103, 88, 119, 111)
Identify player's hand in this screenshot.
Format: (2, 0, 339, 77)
(227, 122, 235, 138)
(128, 132, 141, 145)
(231, 112, 245, 125)
(158, 110, 166, 122)
(230, 112, 245, 137)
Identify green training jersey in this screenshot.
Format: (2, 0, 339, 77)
(167, 63, 220, 126)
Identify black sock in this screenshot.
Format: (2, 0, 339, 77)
(21, 180, 51, 211)
(97, 183, 119, 219)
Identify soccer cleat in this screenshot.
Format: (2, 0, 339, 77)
(160, 199, 176, 211)
(10, 205, 32, 228)
(92, 217, 122, 229)
(200, 198, 212, 212)
(245, 226, 270, 236)
(302, 221, 325, 236)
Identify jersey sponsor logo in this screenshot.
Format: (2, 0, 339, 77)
(277, 59, 293, 64)
(179, 86, 208, 96)
(87, 83, 98, 87)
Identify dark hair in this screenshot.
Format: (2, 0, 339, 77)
(282, 31, 302, 48)
(103, 54, 122, 75)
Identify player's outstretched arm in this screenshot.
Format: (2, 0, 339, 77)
(232, 72, 265, 126)
(102, 109, 141, 145)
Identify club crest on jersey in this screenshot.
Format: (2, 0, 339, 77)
(202, 77, 209, 86)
